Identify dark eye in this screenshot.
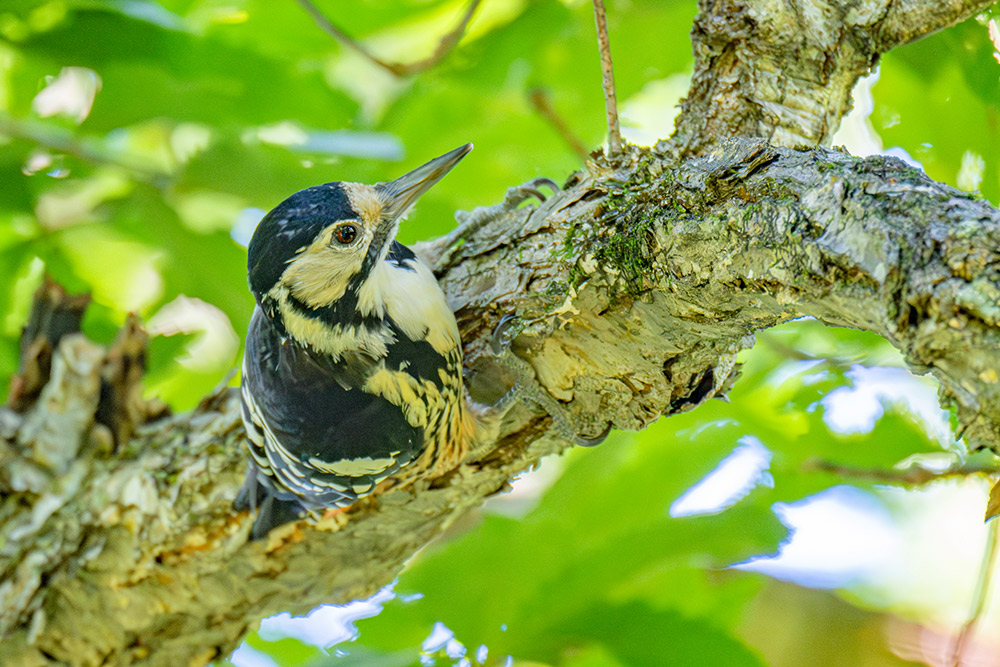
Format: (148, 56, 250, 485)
(334, 224, 357, 245)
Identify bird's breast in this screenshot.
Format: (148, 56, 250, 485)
(365, 253, 461, 358)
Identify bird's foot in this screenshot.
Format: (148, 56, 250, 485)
(487, 314, 611, 448)
(422, 178, 560, 270)
(453, 177, 560, 230)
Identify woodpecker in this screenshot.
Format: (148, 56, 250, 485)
(234, 144, 497, 540)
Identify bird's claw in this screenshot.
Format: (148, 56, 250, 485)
(499, 178, 560, 210)
(573, 422, 612, 447)
(454, 177, 561, 228)
(489, 313, 611, 447)
(432, 178, 562, 270)
(491, 313, 518, 356)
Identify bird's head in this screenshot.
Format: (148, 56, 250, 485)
(247, 144, 472, 317)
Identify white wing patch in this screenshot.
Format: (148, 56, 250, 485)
(307, 455, 396, 476)
(240, 357, 358, 508)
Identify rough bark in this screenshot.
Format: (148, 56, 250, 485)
(2, 0, 999, 665)
(3, 139, 1000, 666)
(673, 0, 996, 156)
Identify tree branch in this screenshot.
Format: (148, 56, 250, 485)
(4, 1, 999, 664)
(294, 0, 480, 77)
(805, 459, 1000, 485)
(592, 0, 622, 155)
(528, 87, 591, 160)
(875, 0, 996, 51)
(3, 138, 1000, 665)
(672, 0, 995, 156)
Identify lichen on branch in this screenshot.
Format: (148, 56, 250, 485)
(2, 137, 999, 666)
(672, 0, 997, 155)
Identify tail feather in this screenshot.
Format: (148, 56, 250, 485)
(234, 467, 307, 540)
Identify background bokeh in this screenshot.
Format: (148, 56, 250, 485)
(1, 1, 999, 665)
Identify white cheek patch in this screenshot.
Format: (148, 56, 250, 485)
(356, 260, 390, 319)
(279, 222, 376, 308)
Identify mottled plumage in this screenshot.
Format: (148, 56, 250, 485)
(235, 145, 494, 539)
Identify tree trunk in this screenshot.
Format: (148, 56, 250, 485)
(2, 1, 997, 665)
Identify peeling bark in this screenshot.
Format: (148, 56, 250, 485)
(3, 0, 1000, 664)
(673, 0, 995, 155)
(2, 139, 999, 666)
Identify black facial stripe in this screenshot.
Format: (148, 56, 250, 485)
(387, 241, 418, 271)
(285, 290, 382, 330)
(354, 220, 395, 286)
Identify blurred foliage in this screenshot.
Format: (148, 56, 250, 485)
(0, 0, 697, 407)
(872, 8, 1000, 202)
(230, 320, 949, 666)
(0, 0, 997, 665)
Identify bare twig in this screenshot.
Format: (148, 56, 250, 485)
(758, 335, 862, 367)
(951, 518, 999, 667)
(295, 0, 480, 77)
(804, 460, 1000, 485)
(396, 0, 480, 76)
(293, 0, 391, 70)
(592, 0, 622, 155)
(528, 88, 590, 160)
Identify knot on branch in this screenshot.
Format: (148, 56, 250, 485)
(3, 279, 168, 490)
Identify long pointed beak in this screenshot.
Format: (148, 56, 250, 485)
(376, 143, 472, 222)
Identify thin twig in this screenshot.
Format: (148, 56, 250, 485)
(293, 0, 392, 71)
(592, 0, 622, 155)
(295, 0, 480, 77)
(804, 460, 1000, 485)
(528, 88, 590, 160)
(396, 0, 480, 76)
(758, 334, 863, 367)
(951, 518, 999, 666)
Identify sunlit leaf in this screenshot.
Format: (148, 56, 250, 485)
(873, 11, 1000, 201)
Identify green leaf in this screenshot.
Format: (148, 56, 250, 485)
(244, 635, 323, 667)
(12, 6, 357, 131)
(541, 602, 767, 667)
(873, 11, 1000, 201)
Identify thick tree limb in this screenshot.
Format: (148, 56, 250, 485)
(2, 139, 999, 666)
(875, 0, 996, 49)
(4, 0, 1000, 663)
(673, 0, 995, 155)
